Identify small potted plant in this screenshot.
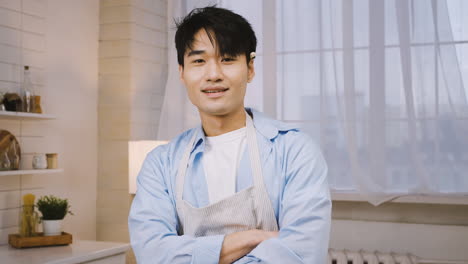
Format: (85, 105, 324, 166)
(36, 195, 73, 236)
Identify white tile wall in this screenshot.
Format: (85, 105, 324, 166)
(99, 40, 131, 59)
(0, 208, 19, 228)
(99, 75, 132, 93)
(99, 90, 131, 107)
(0, 227, 17, 245)
(99, 107, 131, 125)
(0, 44, 21, 64)
(101, 0, 131, 8)
(0, 191, 20, 209)
(0, 8, 22, 29)
(133, 8, 165, 31)
(0, 26, 21, 46)
(132, 24, 167, 48)
(22, 49, 44, 69)
(0, 0, 21, 11)
(0, 176, 19, 192)
(97, 0, 168, 242)
(0, 81, 16, 91)
(0, 0, 48, 245)
(22, 14, 45, 34)
(131, 42, 167, 62)
(100, 6, 132, 24)
(22, 32, 45, 51)
(99, 57, 131, 75)
(0, 44, 44, 70)
(130, 108, 160, 124)
(22, 0, 46, 17)
(129, 121, 159, 140)
(133, 0, 166, 16)
(132, 61, 166, 92)
(99, 23, 132, 41)
(0, 62, 20, 82)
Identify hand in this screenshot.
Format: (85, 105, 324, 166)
(248, 229, 278, 247)
(219, 229, 279, 264)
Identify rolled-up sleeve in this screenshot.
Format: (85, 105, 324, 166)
(234, 134, 332, 263)
(128, 147, 225, 264)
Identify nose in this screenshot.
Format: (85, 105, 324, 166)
(205, 60, 223, 82)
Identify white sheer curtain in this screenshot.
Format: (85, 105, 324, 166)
(158, 0, 468, 205)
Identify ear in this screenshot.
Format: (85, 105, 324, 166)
(178, 64, 185, 84)
(247, 59, 255, 83)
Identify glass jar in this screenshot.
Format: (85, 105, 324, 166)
(32, 153, 47, 169)
(19, 205, 38, 237)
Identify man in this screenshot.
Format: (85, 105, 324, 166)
(129, 6, 331, 264)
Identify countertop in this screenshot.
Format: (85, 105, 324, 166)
(0, 240, 130, 264)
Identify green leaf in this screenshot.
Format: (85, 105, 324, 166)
(36, 195, 73, 220)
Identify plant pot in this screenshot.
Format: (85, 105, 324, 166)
(42, 219, 63, 236)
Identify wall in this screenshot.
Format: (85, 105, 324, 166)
(330, 201, 468, 260)
(97, 0, 167, 242)
(0, 0, 99, 244)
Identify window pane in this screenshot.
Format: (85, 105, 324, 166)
(455, 43, 468, 108)
(447, 0, 468, 41)
(277, 0, 321, 52)
(354, 0, 369, 47)
(279, 52, 320, 120)
(385, 0, 399, 46)
(412, 45, 437, 118)
(411, 0, 436, 44)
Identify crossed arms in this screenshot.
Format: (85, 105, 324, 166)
(129, 137, 331, 263)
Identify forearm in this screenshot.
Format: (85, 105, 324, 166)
(234, 237, 306, 264)
(219, 229, 278, 264)
(132, 232, 225, 264)
(234, 195, 332, 264)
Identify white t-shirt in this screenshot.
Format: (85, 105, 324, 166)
(202, 127, 247, 204)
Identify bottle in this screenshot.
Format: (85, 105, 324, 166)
(33, 95, 42, 113)
(9, 140, 20, 170)
(0, 151, 10, 170)
(22, 66, 35, 113)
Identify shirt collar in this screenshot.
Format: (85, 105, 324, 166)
(247, 108, 299, 140)
(189, 107, 299, 153)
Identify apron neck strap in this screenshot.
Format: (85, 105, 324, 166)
(176, 111, 266, 202)
(245, 111, 266, 188)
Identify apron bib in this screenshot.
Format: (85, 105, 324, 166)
(175, 112, 278, 237)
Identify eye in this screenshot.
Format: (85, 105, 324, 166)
(222, 57, 236, 62)
(192, 59, 205, 64)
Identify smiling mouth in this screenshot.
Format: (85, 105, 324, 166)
(202, 88, 229, 93)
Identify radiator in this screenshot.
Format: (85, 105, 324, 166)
(328, 249, 468, 264)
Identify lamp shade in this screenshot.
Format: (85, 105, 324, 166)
(128, 140, 168, 194)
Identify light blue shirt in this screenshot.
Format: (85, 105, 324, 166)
(129, 108, 331, 263)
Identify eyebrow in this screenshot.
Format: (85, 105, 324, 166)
(187, 50, 205, 57)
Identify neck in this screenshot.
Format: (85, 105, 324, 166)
(200, 108, 246, 137)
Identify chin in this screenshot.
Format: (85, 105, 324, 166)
(196, 102, 244, 117)
(202, 108, 230, 116)
(197, 105, 232, 116)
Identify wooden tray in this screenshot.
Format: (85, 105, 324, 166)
(8, 232, 72, 248)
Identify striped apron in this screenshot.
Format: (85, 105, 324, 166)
(175, 112, 278, 237)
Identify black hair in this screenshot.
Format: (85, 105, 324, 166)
(175, 6, 257, 66)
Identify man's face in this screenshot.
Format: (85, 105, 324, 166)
(179, 29, 255, 118)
